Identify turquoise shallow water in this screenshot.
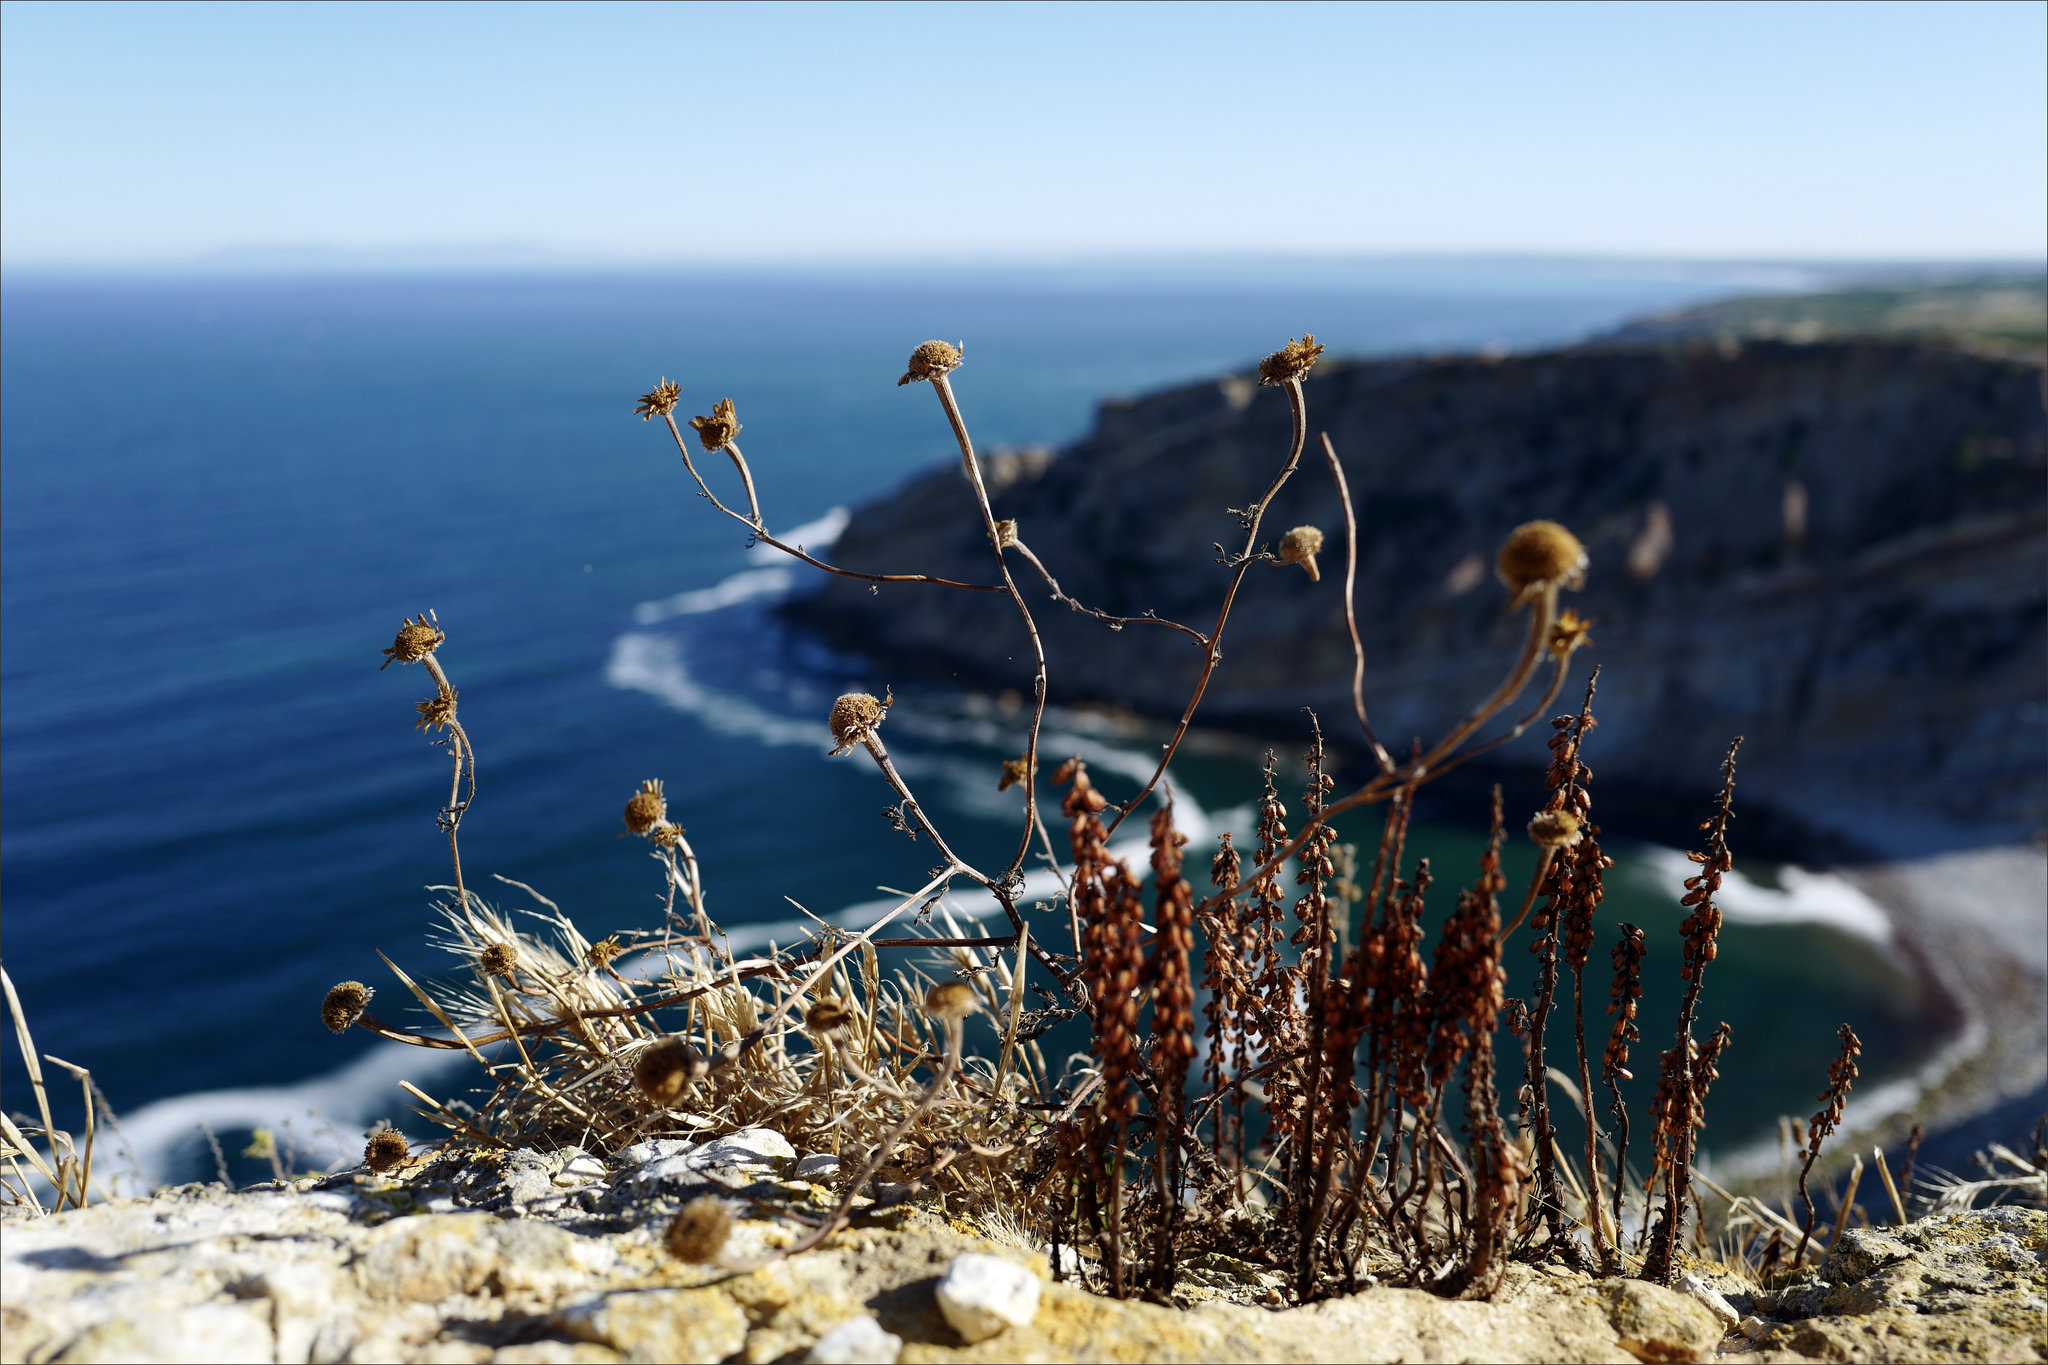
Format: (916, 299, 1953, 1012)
(0, 265, 1936, 1185)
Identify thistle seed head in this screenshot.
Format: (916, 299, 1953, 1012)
(380, 612, 444, 669)
(666, 1196, 733, 1263)
(923, 980, 979, 1021)
(1548, 609, 1595, 659)
(897, 340, 963, 387)
(688, 398, 742, 452)
(636, 378, 681, 421)
(322, 981, 374, 1034)
(1258, 335, 1325, 386)
(1278, 525, 1325, 581)
(479, 942, 518, 977)
(649, 821, 686, 849)
(828, 692, 887, 755)
(805, 997, 851, 1035)
(623, 779, 667, 835)
(364, 1129, 410, 1174)
(632, 1034, 701, 1108)
(1496, 521, 1588, 597)
(588, 935, 625, 970)
(1527, 809, 1584, 849)
(414, 690, 457, 732)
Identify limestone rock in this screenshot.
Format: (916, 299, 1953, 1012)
(934, 1253, 1041, 1343)
(808, 1315, 904, 1364)
(1597, 1279, 1725, 1362)
(555, 1288, 748, 1364)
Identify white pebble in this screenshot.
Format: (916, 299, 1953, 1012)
(794, 1152, 845, 1181)
(935, 1252, 1040, 1344)
(807, 1314, 903, 1364)
(1678, 1271, 1740, 1328)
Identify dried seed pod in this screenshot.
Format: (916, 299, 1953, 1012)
(897, 340, 963, 387)
(588, 935, 624, 970)
(414, 690, 458, 732)
(805, 997, 851, 1035)
(1258, 335, 1325, 386)
(1277, 525, 1325, 581)
(632, 1034, 701, 1107)
(479, 942, 518, 977)
(635, 378, 681, 420)
(666, 1195, 733, 1263)
(322, 981, 374, 1034)
(993, 519, 1019, 549)
(1496, 520, 1588, 596)
(923, 980, 979, 1021)
(649, 821, 685, 849)
(687, 398, 742, 452)
(623, 779, 666, 835)
(997, 757, 1032, 792)
(380, 612, 444, 669)
(828, 693, 886, 755)
(1527, 810, 1584, 849)
(364, 1129, 410, 1174)
(1548, 609, 1595, 659)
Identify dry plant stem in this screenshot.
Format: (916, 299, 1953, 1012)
(1497, 849, 1557, 943)
(1572, 962, 1613, 1271)
(764, 1016, 965, 1264)
(1413, 587, 1557, 776)
(927, 373, 1050, 886)
(1320, 433, 1394, 773)
(1106, 375, 1309, 835)
(419, 653, 474, 914)
(1008, 540, 1205, 642)
(657, 416, 1001, 593)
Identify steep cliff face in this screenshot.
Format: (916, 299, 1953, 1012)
(788, 340, 2047, 852)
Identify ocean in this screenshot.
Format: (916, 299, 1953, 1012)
(0, 263, 1941, 1188)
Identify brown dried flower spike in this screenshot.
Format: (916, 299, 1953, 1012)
(688, 398, 742, 452)
(1527, 809, 1584, 849)
(635, 378, 681, 421)
(667, 1196, 734, 1263)
(380, 612, 444, 669)
(923, 980, 979, 1020)
(1496, 520, 1588, 599)
(897, 340, 963, 387)
(623, 779, 666, 836)
(1278, 525, 1325, 582)
(828, 692, 887, 755)
(1258, 334, 1325, 386)
(364, 1129, 410, 1174)
(632, 1034, 701, 1108)
(322, 981, 374, 1034)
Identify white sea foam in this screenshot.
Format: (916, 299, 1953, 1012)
(633, 568, 795, 624)
(1628, 846, 1893, 944)
(113, 1042, 472, 1191)
(747, 506, 849, 564)
(606, 632, 831, 750)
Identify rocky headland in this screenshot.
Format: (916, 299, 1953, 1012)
(5, 1132, 2042, 1364)
(790, 337, 2046, 853)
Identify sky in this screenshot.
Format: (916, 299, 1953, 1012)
(2, 0, 2043, 269)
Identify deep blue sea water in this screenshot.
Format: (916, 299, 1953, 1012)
(1, 265, 1942, 1186)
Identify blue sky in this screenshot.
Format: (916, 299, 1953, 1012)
(2, 0, 2043, 267)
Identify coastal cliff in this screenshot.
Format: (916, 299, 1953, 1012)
(788, 338, 2047, 852)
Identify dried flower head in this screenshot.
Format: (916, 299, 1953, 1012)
(805, 997, 851, 1035)
(479, 942, 518, 977)
(1527, 809, 1583, 849)
(993, 519, 1019, 550)
(588, 935, 624, 970)
(322, 981, 374, 1034)
(923, 980, 978, 1021)
(623, 779, 667, 835)
(1496, 521, 1588, 596)
(649, 821, 685, 849)
(364, 1129, 410, 1174)
(666, 1196, 733, 1263)
(636, 378, 681, 421)
(632, 1034, 702, 1107)
(1277, 525, 1325, 582)
(414, 690, 457, 732)
(828, 692, 887, 755)
(897, 340, 963, 387)
(687, 398, 742, 452)
(1548, 609, 1595, 659)
(1258, 335, 1325, 386)
(380, 612, 444, 669)
(997, 756, 1033, 792)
